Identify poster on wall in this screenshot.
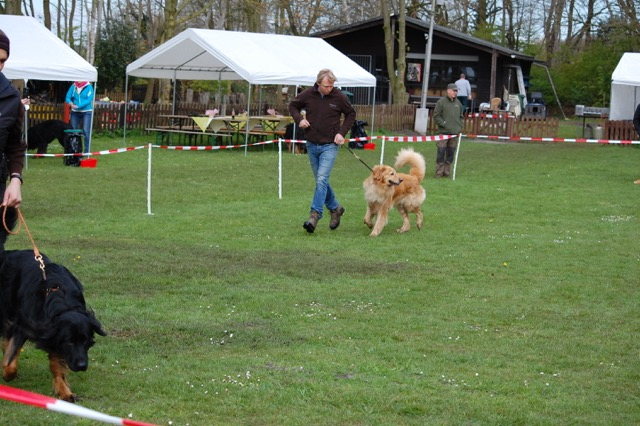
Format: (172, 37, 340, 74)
(407, 63, 422, 82)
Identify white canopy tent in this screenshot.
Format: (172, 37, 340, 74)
(126, 28, 375, 87)
(125, 28, 376, 146)
(0, 15, 97, 156)
(0, 15, 97, 82)
(609, 52, 640, 120)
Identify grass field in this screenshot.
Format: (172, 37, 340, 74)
(1, 132, 638, 425)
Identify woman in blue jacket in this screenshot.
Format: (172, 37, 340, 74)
(65, 81, 94, 154)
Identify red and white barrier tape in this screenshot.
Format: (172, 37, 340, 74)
(383, 135, 455, 142)
(0, 384, 157, 425)
(463, 134, 640, 144)
(27, 146, 148, 157)
(24, 133, 640, 157)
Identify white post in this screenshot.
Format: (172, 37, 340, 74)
(278, 138, 283, 199)
(452, 134, 462, 181)
(379, 136, 386, 165)
(147, 143, 154, 215)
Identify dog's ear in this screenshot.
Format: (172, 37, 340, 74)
(90, 313, 107, 336)
(372, 166, 384, 182)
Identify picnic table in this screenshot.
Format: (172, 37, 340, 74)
(148, 114, 233, 145)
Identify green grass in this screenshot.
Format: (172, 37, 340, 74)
(1, 133, 639, 425)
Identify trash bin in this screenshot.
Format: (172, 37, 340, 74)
(584, 123, 593, 139)
(594, 125, 604, 139)
(63, 129, 83, 166)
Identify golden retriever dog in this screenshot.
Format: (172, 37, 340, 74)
(363, 148, 426, 237)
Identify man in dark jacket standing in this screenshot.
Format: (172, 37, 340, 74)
(433, 83, 464, 178)
(289, 69, 356, 233)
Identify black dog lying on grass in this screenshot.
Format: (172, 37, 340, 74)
(27, 119, 72, 154)
(0, 208, 106, 402)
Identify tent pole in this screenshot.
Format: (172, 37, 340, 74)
(244, 84, 252, 156)
(124, 75, 129, 146)
(88, 80, 97, 155)
(172, 71, 177, 115)
(370, 87, 376, 135)
(217, 72, 222, 110)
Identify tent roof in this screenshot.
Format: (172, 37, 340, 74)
(0, 15, 97, 82)
(611, 52, 640, 86)
(126, 29, 376, 87)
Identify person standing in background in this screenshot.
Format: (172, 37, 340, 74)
(289, 69, 356, 233)
(433, 83, 464, 178)
(65, 81, 94, 154)
(454, 73, 472, 114)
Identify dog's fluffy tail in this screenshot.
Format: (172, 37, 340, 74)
(394, 148, 426, 182)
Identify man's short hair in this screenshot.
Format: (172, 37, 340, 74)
(317, 69, 337, 84)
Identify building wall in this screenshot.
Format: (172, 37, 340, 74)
(321, 21, 533, 108)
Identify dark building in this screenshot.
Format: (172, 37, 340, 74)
(315, 16, 536, 110)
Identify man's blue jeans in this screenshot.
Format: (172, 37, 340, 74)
(70, 111, 93, 154)
(306, 142, 340, 219)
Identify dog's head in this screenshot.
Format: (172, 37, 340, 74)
(53, 310, 106, 372)
(371, 165, 403, 187)
(39, 263, 106, 372)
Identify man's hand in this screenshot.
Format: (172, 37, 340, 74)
(334, 134, 345, 145)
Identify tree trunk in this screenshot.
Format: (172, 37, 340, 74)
(3, 0, 21, 14)
(381, 0, 408, 105)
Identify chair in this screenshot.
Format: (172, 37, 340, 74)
(490, 97, 501, 113)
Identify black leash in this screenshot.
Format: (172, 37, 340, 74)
(344, 143, 374, 172)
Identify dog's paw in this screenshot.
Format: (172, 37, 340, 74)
(59, 392, 79, 403)
(2, 369, 18, 381)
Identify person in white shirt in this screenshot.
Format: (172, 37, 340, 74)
(454, 73, 472, 114)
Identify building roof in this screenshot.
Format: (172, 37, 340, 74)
(314, 16, 535, 62)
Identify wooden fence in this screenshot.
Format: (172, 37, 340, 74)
(26, 102, 588, 139)
(604, 120, 636, 140)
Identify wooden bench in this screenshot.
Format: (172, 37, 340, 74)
(146, 128, 232, 145)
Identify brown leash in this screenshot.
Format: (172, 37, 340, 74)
(2, 206, 46, 280)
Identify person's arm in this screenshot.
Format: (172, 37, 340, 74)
(433, 101, 445, 127)
(288, 98, 304, 124)
(289, 90, 312, 129)
(1, 100, 25, 208)
(338, 98, 356, 137)
(65, 84, 75, 105)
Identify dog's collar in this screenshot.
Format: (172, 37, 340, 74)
(45, 285, 60, 296)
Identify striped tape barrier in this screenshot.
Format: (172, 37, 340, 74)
(0, 384, 157, 425)
(27, 146, 148, 157)
(462, 134, 639, 144)
(21, 133, 640, 156)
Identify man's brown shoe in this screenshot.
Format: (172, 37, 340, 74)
(303, 211, 320, 233)
(329, 206, 345, 230)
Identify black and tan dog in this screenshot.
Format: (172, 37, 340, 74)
(27, 119, 72, 155)
(0, 209, 105, 402)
